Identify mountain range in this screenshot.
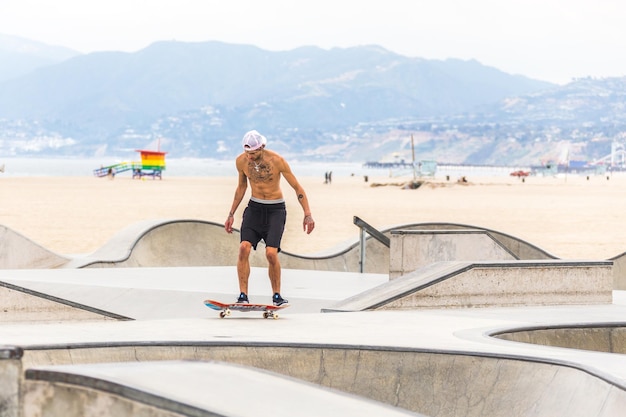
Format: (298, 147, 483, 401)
(0, 33, 624, 166)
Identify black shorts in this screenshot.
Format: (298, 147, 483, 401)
(240, 199, 287, 251)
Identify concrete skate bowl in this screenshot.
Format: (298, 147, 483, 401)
(492, 323, 626, 354)
(19, 343, 626, 417)
(62, 219, 557, 272)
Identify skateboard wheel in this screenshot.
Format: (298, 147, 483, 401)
(273, 313, 279, 319)
(263, 312, 269, 319)
(219, 311, 227, 318)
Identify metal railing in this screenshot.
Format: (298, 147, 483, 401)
(353, 216, 390, 273)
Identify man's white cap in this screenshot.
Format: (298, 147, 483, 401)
(242, 130, 267, 151)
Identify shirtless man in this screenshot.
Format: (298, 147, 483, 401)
(224, 130, 315, 305)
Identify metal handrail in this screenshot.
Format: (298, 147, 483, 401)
(353, 216, 390, 273)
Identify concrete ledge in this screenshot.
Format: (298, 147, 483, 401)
(610, 251, 626, 290)
(324, 260, 613, 311)
(23, 360, 419, 417)
(390, 229, 518, 279)
(0, 346, 23, 417)
(0, 346, 23, 360)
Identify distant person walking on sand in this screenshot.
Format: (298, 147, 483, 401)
(224, 130, 315, 306)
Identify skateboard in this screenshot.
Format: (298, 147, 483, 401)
(204, 299, 289, 319)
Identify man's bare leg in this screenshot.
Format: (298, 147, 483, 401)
(237, 241, 252, 295)
(266, 247, 281, 294)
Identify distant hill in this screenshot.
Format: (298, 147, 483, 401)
(4, 38, 623, 168)
(348, 77, 626, 166)
(0, 33, 80, 82)
(0, 40, 555, 160)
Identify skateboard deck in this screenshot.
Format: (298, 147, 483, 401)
(204, 299, 289, 319)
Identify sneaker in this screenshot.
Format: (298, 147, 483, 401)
(272, 293, 288, 306)
(236, 292, 249, 304)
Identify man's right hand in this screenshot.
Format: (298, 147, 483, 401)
(225, 214, 234, 233)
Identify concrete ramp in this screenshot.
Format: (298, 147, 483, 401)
(324, 259, 613, 311)
(3, 220, 561, 274)
(0, 281, 130, 323)
(0, 267, 389, 320)
(65, 219, 242, 268)
(0, 226, 68, 269)
(66, 218, 386, 272)
(65, 220, 559, 272)
(23, 360, 421, 417)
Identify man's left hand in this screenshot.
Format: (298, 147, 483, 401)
(303, 215, 315, 234)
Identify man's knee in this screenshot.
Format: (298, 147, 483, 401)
(265, 247, 279, 265)
(238, 241, 252, 260)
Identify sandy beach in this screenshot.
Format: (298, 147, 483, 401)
(1, 171, 625, 260)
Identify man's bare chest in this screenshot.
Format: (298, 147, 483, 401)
(247, 160, 277, 184)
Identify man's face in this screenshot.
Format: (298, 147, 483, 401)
(245, 149, 262, 162)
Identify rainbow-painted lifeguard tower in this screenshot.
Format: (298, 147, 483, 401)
(132, 149, 167, 179)
(93, 149, 167, 179)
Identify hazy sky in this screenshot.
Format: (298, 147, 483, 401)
(1, 0, 625, 85)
